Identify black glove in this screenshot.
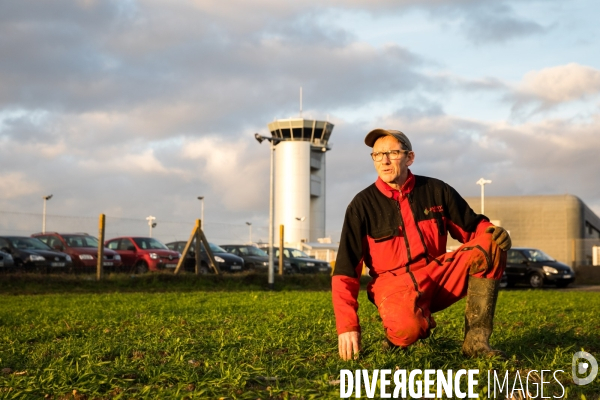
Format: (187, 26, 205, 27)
(485, 226, 511, 251)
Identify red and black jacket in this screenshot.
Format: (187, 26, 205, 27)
(332, 170, 492, 334)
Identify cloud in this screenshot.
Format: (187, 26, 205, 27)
(0, 172, 42, 199)
(181, 136, 269, 210)
(514, 63, 600, 107)
(0, 0, 599, 243)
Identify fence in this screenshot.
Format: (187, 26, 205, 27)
(0, 210, 270, 246)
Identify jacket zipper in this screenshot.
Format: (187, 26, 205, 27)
(394, 198, 412, 272)
(407, 193, 430, 264)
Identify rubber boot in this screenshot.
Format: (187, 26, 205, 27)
(461, 277, 506, 358)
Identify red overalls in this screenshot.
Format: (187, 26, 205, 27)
(332, 172, 506, 347)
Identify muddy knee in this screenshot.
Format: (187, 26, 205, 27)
(385, 318, 423, 347)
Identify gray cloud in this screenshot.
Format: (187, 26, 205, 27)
(0, 0, 597, 244)
(459, 3, 548, 44)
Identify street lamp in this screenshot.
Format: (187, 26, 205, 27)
(476, 178, 492, 214)
(254, 133, 282, 289)
(146, 216, 157, 237)
(197, 196, 204, 231)
(246, 222, 252, 244)
(42, 194, 53, 234)
(295, 216, 306, 242)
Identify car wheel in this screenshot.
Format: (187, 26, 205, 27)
(135, 261, 149, 274)
(529, 273, 544, 289)
(199, 263, 209, 275)
(499, 279, 508, 289)
(13, 259, 24, 273)
(506, 280, 516, 288)
(556, 281, 570, 288)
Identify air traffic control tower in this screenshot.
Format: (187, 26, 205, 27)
(267, 118, 334, 244)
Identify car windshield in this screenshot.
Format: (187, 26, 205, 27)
(201, 243, 227, 253)
(288, 248, 310, 258)
(522, 249, 555, 262)
(247, 247, 268, 256)
(133, 237, 168, 250)
(63, 235, 99, 248)
(8, 237, 52, 250)
(263, 247, 310, 258)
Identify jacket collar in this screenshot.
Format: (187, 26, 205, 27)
(375, 169, 415, 199)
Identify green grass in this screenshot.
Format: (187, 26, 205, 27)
(0, 275, 599, 399)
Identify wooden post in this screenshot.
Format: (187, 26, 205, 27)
(195, 219, 202, 275)
(174, 220, 199, 275)
(279, 224, 284, 275)
(174, 219, 220, 275)
(198, 225, 220, 275)
(97, 213, 105, 281)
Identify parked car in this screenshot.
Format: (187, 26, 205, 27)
(0, 236, 72, 273)
(165, 241, 245, 274)
(258, 245, 331, 274)
(32, 232, 122, 272)
(505, 247, 575, 288)
(0, 249, 15, 271)
(220, 244, 292, 273)
(105, 236, 180, 273)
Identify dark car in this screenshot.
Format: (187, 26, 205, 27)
(0, 236, 72, 273)
(32, 232, 122, 272)
(165, 241, 245, 274)
(105, 236, 180, 273)
(505, 247, 575, 288)
(0, 250, 15, 271)
(220, 244, 293, 273)
(259, 245, 331, 274)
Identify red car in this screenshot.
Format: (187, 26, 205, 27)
(105, 236, 180, 273)
(32, 232, 122, 272)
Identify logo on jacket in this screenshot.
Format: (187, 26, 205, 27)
(424, 206, 443, 215)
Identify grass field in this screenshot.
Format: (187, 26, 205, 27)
(0, 274, 599, 399)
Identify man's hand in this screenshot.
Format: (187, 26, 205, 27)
(338, 331, 361, 360)
(485, 226, 511, 251)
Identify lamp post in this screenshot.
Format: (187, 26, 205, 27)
(197, 196, 204, 231)
(246, 222, 252, 244)
(476, 178, 492, 214)
(42, 194, 53, 234)
(146, 216, 156, 237)
(295, 216, 306, 242)
(254, 133, 282, 289)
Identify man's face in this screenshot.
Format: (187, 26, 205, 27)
(372, 135, 414, 188)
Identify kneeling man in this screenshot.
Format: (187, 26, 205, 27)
(332, 128, 510, 360)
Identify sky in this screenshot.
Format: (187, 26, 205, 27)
(1, 0, 599, 244)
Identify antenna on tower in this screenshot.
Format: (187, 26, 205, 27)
(300, 86, 303, 118)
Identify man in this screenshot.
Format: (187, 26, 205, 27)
(332, 128, 511, 361)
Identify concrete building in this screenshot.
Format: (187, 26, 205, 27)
(448, 195, 600, 267)
(267, 118, 334, 245)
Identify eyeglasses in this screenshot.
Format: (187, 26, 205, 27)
(370, 150, 408, 161)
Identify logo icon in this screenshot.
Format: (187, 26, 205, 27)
(572, 351, 598, 385)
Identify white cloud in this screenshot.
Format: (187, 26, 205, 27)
(79, 148, 188, 176)
(182, 136, 269, 210)
(516, 63, 600, 105)
(0, 172, 42, 199)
